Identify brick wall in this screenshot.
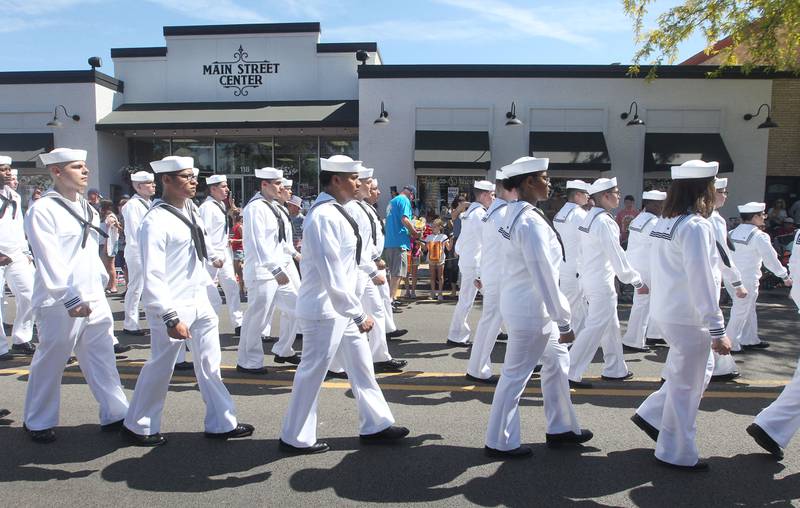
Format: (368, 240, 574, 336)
(767, 79, 800, 176)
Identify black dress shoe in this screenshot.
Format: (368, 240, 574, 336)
(743, 341, 770, 350)
(236, 365, 268, 375)
(261, 335, 278, 343)
(174, 361, 194, 371)
(392, 308, 403, 314)
(645, 338, 667, 346)
(205, 423, 254, 440)
(0, 409, 9, 419)
(569, 379, 593, 389)
(11, 342, 36, 355)
(710, 372, 740, 382)
(446, 339, 471, 348)
(533, 365, 542, 373)
(278, 438, 330, 454)
(484, 445, 532, 459)
(374, 359, 407, 373)
(546, 429, 594, 448)
(622, 344, 650, 353)
(234, 326, 241, 337)
(325, 370, 348, 380)
(655, 457, 710, 472)
(274, 353, 302, 365)
(360, 425, 410, 443)
(23, 423, 56, 443)
(747, 423, 784, 459)
(496, 332, 508, 341)
(122, 329, 147, 336)
(601, 371, 634, 381)
(465, 373, 499, 385)
(631, 413, 659, 442)
(101, 419, 125, 432)
(66, 356, 78, 365)
(114, 343, 131, 354)
(0, 352, 12, 361)
(295, 333, 303, 340)
(121, 425, 166, 447)
(386, 329, 408, 339)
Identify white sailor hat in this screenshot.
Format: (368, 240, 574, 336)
(320, 154, 363, 173)
(10, 169, 18, 177)
(192, 167, 200, 178)
(714, 177, 728, 190)
(372, 178, 379, 187)
(588, 177, 617, 195)
(566, 179, 589, 192)
(288, 195, 303, 207)
(150, 155, 193, 174)
(501, 156, 549, 178)
(494, 170, 505, 181)
(642, 190, 667, 201)
(255, 167, 283, 180)
(671, 160, 719, 180)
(738, 202, 766, 214)
(358, 166, 374, 179)
(206, 174, 226, 185)
(282, 178, 293, 187)
(0, 156, 11, 166)
(40, 148, 88, 166)
(131, 171, 154, 183)
(473, 180, 494, 192)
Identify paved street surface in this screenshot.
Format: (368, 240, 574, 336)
(2, 287, 800, 507)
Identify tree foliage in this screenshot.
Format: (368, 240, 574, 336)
(624, 0, 800, 77)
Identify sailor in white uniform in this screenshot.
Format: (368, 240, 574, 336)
(727, 202, 792, 351)
(552, 180, 590, 336)
(568, 177, 643, 387)
(199, 174, 243, 336)
(122, 170, 156, 336)
(0, 156, 36, 358)
(237, 167, 299, 374)
(122, 156, 252, 446)
(621, 190, 667, 352)
(632, 159, 732, 471)
(466, 171, 515, 383)
(747, 227, 800, 460)
(371, 179, 407, 342)
(279, 155, 408, 454)
(484, 157, 591, 458)
(446, 180, 495, 347)
(23, 148, 129, 443)
(709, 178, 747, 381)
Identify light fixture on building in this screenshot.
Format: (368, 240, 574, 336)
(356, 50, 369, 65)
(505, 101, 522, 126)
(88, 56, 102, 69)
(620, 101, 645, 126)
(374, 101, 389, 124)
(46, 105, 80, 128)
(744, 103, 779, 129)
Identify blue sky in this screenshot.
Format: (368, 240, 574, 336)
(1, 0, 709, 73)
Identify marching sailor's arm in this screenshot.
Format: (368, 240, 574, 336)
(247, 207, 285, 277)
(520, 221, 571, 332)
(756, 232, 790, 280)
(139, 218, 179, 324)
(712, 219, 744, 287)
(599, 218, 643, 287)
(24, 207, 83, 309)
(789, 232, 800, 280)
(684, 222, 726, 340)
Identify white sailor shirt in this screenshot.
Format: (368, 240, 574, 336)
(553, 202, 588, 278)
(345, 199, 380, 278)
(199, 196, 230, 254)
(478, 198, 509, 285)
(242, 192, 292, 281)
(625, 211, 659, 284)
(276, 202, 301, 260)
(709, 210, 743, 288)
(729, 223, 789, 283)
(578, 207, 643, 289)
(789, 230, 800, 281)
(455, 202, 487, 269)
(0, 185, 27, 262)
(121, 193, 151, 257)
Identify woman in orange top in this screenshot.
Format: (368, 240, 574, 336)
(423, 218, 451, 301)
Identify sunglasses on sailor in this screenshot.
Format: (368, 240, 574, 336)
(174, 172, 198, 182)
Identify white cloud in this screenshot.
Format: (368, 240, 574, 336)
(143, 0, 270, 23)
(324, 18, 500, 43)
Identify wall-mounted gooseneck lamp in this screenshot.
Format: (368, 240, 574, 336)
(505, 101, 522, 126)
(46, 105, 80, 128)
(744, 103, 779, 129)
(374, 101, 389, 125)
(620, 101, 645, 126)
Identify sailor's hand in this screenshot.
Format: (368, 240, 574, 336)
(375, 259, 386, 270)
(712, 335, 732, 355)
(68, 303, 92, 318)
(275, 272, 290, 285)
(735, 286, 748, 298)
(636, 284, 649, 295)
(0, 254, 11, 266)
(785, 277, 793, 288)
(371, 273, 386, 286)
(211, 259, 224, 268)
(474, 279, 482, 290)
(358, 317, 375, 334)
(559, 330, 576, 344)
(168, 322, 192, 341)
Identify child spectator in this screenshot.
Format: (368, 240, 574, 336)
(423, 218, 450, 301)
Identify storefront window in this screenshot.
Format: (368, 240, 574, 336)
(416, 175, 482, 218)
(275, 137, 318, 198)
(129, 138, 170, 169)
(172, 138, 214, 178)
(215, 138, 274, 175)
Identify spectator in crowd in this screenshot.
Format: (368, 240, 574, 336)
(384, 185, 419, 302)
(446, 196, 469, 296)
(788, 198, 800, 224)
(87, 188, 102, 211)
(776, 217, 797, 238)
(768, 199, 788, 229)
(404, 217, 425, 299)
(98, 199, 121, 294)
(423, 218, 450, 301)
(230, 212, 245, 298)
(287, 195, 304, 251)
(616, 194, 638, 247)
(116, 195, 130, 290)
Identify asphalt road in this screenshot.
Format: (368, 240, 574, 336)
(1, 287, 799, 507)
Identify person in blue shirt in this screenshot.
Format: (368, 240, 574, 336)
(384, 185, 418, 302)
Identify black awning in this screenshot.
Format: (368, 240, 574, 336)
(644, 133, 733, 173)
(0, 133, 54, 168)
(529, 132, 611, 171)
(414, 130, 490, 170)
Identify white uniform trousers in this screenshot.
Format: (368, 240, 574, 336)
(622, 291, 651, 349)
(447, 266, 479, 343)
(24, 300, 128, 431)
(568, 287, 629, 382)
(380, 270, 397, 333)
(467, 281, 502, 379)
(123, 250, 145, 331)
(239, 277, 296, 369)
(124, 293, 237, 435)
(726, 280, 761, 350)
(364, 277, 390, 362)
(206, 249, 243, 329)
(0, 258, 35, 349)
(280, 316, 395, 447)
(271, 262, 301, 358)
(560, 273, 587, 336)
(754, 358, 800, 448)
(635, 320, 713, 467)
(486, 322, 580, 451)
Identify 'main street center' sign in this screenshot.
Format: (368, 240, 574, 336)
(202, 45, 280, 96)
